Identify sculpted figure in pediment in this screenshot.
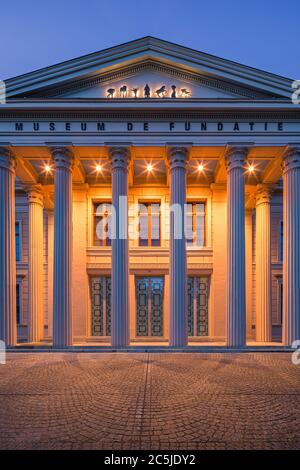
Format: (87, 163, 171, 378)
(155, 85, 167, 98)
(107, 88, 115, 98)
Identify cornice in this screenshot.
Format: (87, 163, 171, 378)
(1, 109, 300, 121)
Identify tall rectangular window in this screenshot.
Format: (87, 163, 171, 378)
(15, 221, 21, 262)
(138, 202, 161, 247)
(279, 221, 283, 262)
(186, 202, 206, 247)
(93, 202, 112, 247)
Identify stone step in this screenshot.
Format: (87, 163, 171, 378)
(7, 345, 293, 353)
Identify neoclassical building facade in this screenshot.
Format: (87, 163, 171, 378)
(0, 37, 299, 348)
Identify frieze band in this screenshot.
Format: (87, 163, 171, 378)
(2, 120, 295, 133)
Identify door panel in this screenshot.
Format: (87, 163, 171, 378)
(136, 276, 164, 337)
(136, 277, 149, 336)
(150, 278, 164, 336)
(187, 277, 195, 336)
(90, 276, 111, 336)
(188, 276, 209, 336)
(106, 277, 112, 336)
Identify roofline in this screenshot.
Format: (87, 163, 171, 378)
(4, 35, 293, 84)
(4, 36, 152, 82)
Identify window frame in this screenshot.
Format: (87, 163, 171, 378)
(92, 200, 112, 247)
(186, 201, 206, 248)
(138, 200, 162, 247)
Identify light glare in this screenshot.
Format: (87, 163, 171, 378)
(147, 163, 153, 173)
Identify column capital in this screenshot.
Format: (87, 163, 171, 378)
(167, 146, 189, 170)
(255, 184, 274, 206)
(282, 145, 300, 173)
(24, 183, 44, 206)
(0, 146, 16, 173)
(108, 146, 131, 171)
(225, 144, 250, 171)
(50, 146, 74, 170)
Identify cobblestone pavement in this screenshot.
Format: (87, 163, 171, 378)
(0, 353, 299, 450)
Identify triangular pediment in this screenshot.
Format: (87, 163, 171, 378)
(5, 37, 293, 100)
(30, 61, 266, 100)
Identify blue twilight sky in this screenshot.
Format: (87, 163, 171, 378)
(1, 0, 299, 80)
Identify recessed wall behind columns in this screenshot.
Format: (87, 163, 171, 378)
(245, 210, 253, 338)
(72, 185, 88, 339)
(16, 193, 29, 341)
(252, 192, 283, 337)
(211, 185, 227, 340)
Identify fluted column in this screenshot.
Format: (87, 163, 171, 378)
(255, 184, 273, 342)
(282, 146, 300, 345)
(0, 147, 17, 346)
(109, 147, 130, 348)
(51, 147, 74, 347)
(225, 146, 248, 347)
(25, 184, 44, 343)
(168, 147, 188, 347)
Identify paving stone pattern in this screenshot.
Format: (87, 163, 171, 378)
(0, 353, 299, 449)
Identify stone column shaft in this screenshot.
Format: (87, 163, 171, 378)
(110, 147, 130, 348)
(282, 146, 300, 345)
(52, 148, 74, 347)
(255, 184, 272, 342)
(225, 146, 248, 347)
(168, 147, 188, 347)
(26, 184, 44, 343)
(0, 147, 17, 346)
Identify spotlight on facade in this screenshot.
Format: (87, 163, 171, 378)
(44, 164, 52, 174)
(248, 164, 255, 174)
(147, 163, 153, 173)
(198, 163, 204, 172)
(96, 164, 102, 173)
